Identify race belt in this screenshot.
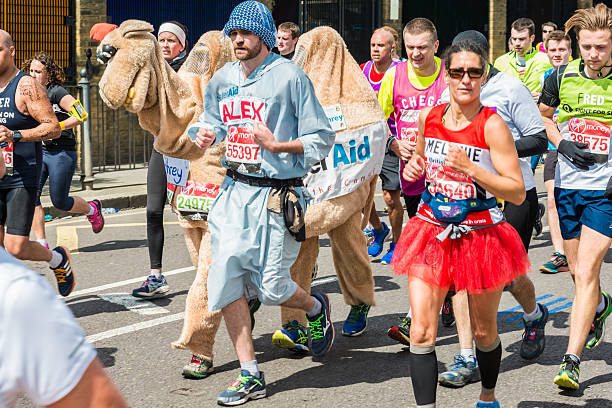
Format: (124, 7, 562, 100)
(226, 169, 303, 188)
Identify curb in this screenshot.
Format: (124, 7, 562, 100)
(42, 193, 148, 219)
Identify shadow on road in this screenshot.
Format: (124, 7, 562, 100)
(97, 347, 119, 368)
(79, 239, 148, 252)
(518, 398, 612, 407)
(66, 290, 188, 318)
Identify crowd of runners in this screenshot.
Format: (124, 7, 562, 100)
(0, 1, 611, 407)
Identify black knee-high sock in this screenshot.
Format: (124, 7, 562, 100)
(476, 337, 502, 395)
(409, 345, 437, 407)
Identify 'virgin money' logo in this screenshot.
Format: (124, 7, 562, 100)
(568, 118, 586, 133)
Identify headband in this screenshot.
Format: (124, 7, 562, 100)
(159, 22, 186, 48)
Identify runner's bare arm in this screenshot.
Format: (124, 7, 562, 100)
(46, 358, 129, 408)
(0, 151, 5, 178)
(460, 114, 525, 205)
(59, 94, 87, 130)
(538, 102, 563, 147)
(15, 76, 60, 141)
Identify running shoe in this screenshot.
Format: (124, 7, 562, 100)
(585, 291, 612, 349)
(387, 316, 410, 346)
(50, 246, 75, 297)
(553, 354, 580, 390)
(476, 400, 500, 408)
(182, 355, 213, 379)
(379, 242, 396, 265)
(307, 293, 334, 356)
(539, 252, 569, 274)
(363, 226, 375, 245)
(342, 303, 370, 336)
(86, 199, 105, 233)
(441, 293, 455, 327)
(439, 354, 480, 388)
(132, 274, 169, 298)
(520, 303, 548, 359)
(368, 222, 390, 257)
(532, 202, 545, 237)
(272, 320, 309, 352)
(216, 370, 266, 406)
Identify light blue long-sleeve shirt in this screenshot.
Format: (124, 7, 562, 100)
(188, 52, 335, 179)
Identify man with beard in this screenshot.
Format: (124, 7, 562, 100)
(189, 2, 335, 405)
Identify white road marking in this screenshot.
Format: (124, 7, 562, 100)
(312, 276, 337, 286)
(65, 265, 195, 299)
(98, 293, 170, 315)
(86, 312, 185, 343)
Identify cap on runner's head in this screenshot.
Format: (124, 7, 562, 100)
(223, 1, 277, 50)
(452, 30, 489, 52)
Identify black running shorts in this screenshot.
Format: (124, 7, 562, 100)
(380, 151, 401, 191)
(0, 187, 36, 236)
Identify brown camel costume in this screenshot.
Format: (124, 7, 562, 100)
(94, 21, 386, 366)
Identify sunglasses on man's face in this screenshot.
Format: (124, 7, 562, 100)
(448, 67, 485, 79)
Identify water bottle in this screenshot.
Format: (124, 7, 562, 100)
(101, 207, 118, 214)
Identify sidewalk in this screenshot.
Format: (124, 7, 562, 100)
(39, 167, 148, 218)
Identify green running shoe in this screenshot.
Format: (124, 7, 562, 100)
(586, 291, 612, 349)
(272, 320, 309, 352)
(216, 370, 266, 406)
(554, 354, 580, 390)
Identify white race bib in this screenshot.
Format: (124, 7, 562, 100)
(1, 143, 13, 176)
(163, 155, 190, 187)
(324, 104, 347, 132)
(175, 181, 220, 214)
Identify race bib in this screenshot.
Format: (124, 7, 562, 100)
(175, 181, 220, 214)
(225, 126, 262, 174)
(400, 127, 418, 143)
(1, 142, 13, 176)
(567, 117, 610, 163)
(399, 109, 420, 123)
(163, 155, 189, 187)
(220, 96, 266, 174)
(426, 162, 477, 200)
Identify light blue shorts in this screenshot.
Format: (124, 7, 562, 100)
(206, 177, 303, 311)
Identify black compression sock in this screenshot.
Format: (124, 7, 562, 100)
(476, 337, 502, 395)
(410, 345, 437, 407)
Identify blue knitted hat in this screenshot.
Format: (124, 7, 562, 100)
(223, 1, 277, 50)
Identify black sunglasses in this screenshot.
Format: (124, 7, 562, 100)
(448, 67, 485, 79)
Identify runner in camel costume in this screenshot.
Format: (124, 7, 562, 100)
(92, 20, 386, 375)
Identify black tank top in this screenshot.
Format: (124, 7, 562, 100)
(0, 71, 42, 189)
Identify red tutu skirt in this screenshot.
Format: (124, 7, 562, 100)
(391, 217, 530, 293)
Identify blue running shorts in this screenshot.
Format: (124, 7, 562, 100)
(554, 188, 612, 239)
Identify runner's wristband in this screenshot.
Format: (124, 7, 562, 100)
(59, 121, 65, 130)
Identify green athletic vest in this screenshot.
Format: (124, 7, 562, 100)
(556, 58, 612, 190)
(493, 47, 551, 93)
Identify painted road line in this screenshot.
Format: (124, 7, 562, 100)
(84, 274, 340, 344)
(55, 221, 181, 254)
(98, 293, 170, 315)
(504, 296, 569, 323)
(65, 265, 195, 299)
(498, 294, 553, 317)
(547, 301, 573, 314)
(86, 312, 185, 343)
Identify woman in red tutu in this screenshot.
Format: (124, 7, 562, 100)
(393, 40, 529, 408)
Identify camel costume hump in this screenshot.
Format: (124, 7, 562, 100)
(294, 27, 387, 236)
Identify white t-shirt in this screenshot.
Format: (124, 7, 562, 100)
(441, 68, 545, 191)
(0, 248, 96, 407)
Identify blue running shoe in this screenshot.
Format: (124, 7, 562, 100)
(272, 320, 309, 352)
(380, 242, 396, 265)
(476, 400, 500, 408)
(439, 354, 480, 388)
(520, 303, 548, 359)
(307, 293, 334, 356)
(368, 222, 390, 257)
(217, 370, 266, 406)
(50, 246, 75, 297)
(342, 303, 370, 336)
(132, 274, 169, 298)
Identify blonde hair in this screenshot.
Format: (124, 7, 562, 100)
(565, 3, 612, 40)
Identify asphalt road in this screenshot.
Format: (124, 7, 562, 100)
(18, 176, 612, 408)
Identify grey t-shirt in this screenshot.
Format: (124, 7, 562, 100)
(441, 67, 545, 190)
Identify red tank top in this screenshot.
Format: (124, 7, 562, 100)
(417, 104, 505, 226)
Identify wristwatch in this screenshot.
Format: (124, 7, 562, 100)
(12, 130, 22, 143)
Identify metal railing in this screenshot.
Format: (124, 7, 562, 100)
(66, 73, 153, 188)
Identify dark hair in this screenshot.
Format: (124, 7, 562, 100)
(443, 40, 488, 72)
(542, 21, 558, 30)
(511, 18, 536, 36)
(161, 20, 188, 49)
(403, 17, 438, 43)
(22, 52, 65, 86)
(545, 30, 571, 49)
(278, 22, 300, 39)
